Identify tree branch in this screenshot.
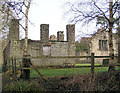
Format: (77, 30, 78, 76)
(93, 1, 110, 23)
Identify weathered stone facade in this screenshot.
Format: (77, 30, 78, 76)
(66, 24, 75, 43)
(3, 19, 76, 67)
(75, 50, 90, 63)
(89, 27, 118, 63)
(40, 24, 49, 43)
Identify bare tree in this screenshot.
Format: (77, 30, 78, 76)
(0, 0, 32, 54)
(0, 0, 32, 79)
(23, 0, 32, 56)
(66, 0, 120, 71)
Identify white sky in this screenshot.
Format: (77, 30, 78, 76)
(20, 0, 96, 41)
(24, 0, 70, 40)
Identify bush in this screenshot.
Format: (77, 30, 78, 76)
(3, 79, 45, 91)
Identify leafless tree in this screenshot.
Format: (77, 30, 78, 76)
(0, 0, 32, 79)
(0, 0, 32, 55)
(66, 0, 120, 71)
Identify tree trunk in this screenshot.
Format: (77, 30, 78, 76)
(21, 0, 32, 80)
(118, 27, 120, 63)
(108, 0, 115, 72)
(118, 5, 120, 63)
(23, 0, 32, 56)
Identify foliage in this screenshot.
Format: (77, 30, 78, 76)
(3, 80, 44, 91)
(79, 42, 89, 51)
(75, 41, 89, 51)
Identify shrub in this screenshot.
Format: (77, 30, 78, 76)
(3, 79, 45, 91)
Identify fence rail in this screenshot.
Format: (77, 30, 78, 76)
(10, 56, 118, 59)
(8, 53, 119, 81)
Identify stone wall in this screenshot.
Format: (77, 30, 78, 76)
(3, 19, 76, 67)
(32, 42, 75, 67)
(0, 40, 2, 67)
(3, 42, 10, 69)
(75, 50, 90, 63)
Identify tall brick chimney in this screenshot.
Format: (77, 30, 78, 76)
(9, 19, 19, 41)
(57, 31, 64, 41)
(66, 24, 75, 43)
(40, 24, 49, 43)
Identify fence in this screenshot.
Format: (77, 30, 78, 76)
(8, 53, 120, 81)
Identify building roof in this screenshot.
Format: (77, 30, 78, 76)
(89, 27, 107, 41)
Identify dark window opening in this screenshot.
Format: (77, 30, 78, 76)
(99, 40, 108, 50)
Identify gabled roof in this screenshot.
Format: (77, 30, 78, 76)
(89, 27, 108, 41)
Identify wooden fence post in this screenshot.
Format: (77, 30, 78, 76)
(12, 57, 14, 74)
(14, 57, 17, 78)
(91, 53, 94, 82)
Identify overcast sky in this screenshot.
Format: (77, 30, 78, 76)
(20, 0, 68, 40)
(20, 0, 96, 41)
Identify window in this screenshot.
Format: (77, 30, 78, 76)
(99, 40, 108, 50)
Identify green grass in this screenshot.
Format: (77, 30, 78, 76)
(30, 67, 111, 78)
(30, 64, 120, 78)
(75, 63, 102, 66)
(31, 68, 91, 78)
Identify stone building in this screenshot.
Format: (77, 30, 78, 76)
(3, 19, 76, 67)
(75, 27, 118, 64)
(89, 27, 118, 63)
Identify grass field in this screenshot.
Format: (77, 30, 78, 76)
(30, 67, 109, 78)
(75, 63, 102, 66)
(30, 63, 120, 78)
